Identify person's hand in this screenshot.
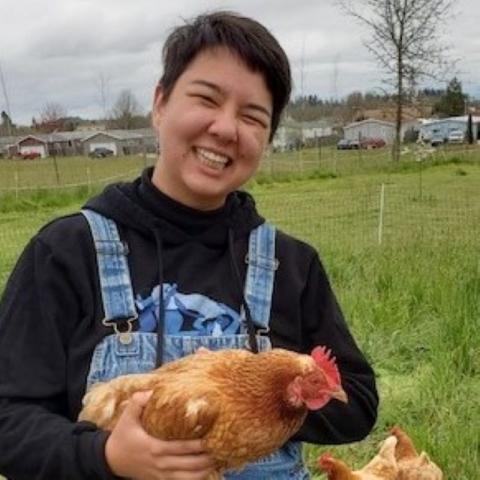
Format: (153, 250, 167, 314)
(105, 391, 215, 479)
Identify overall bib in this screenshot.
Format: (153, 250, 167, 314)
(82, 209, 310, 479)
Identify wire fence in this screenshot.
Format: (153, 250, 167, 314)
(1, 151, 479, 290)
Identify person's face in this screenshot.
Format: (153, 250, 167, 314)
(152, 46, 272, 210)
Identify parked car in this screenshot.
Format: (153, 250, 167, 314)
(360, 137, 386, 149)
(89, 147, 114, 158)
(447, 130, 464, 144)
(336, 139, 351, 150)
(336, 139, 360, 150)
(18, 151, 41, 160)
(430, 135, 445, 147)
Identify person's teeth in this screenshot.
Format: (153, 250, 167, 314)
(197, 148, 229, 169)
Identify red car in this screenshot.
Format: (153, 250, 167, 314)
(20, 151, 41, 160)
(360, 137, 386, 149)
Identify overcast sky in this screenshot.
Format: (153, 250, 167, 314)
(1, 0, 479, 125)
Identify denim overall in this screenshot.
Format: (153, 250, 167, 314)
(82, 209, 310, 479)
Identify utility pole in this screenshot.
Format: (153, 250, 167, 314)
(0, 60, 14, 137)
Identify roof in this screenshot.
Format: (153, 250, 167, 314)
(421, 115, 480, 125)
(17, 135, 47, 145)
(0, 136, 20, 146)
(80, 130, 145, 142)
(344, 118, 395, 129)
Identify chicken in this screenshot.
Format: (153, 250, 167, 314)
(390, 426, 444, 480)
(79, 346, 347, 477)
(318, 435, 399, 480)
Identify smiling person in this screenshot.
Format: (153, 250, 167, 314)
(0, 11, 378, 480)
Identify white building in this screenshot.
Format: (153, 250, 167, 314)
(418, 116, 480, 143)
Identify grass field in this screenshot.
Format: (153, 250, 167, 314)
(0, 148, 479, 478)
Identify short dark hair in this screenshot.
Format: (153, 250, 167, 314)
(159, 11, 291, 141)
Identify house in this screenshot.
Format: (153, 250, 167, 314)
(300, 120, 334, 147)
(271, 118, 302, 152)
(17, 135, 48, 158)
(45, 131, 88, 156)
(11, 132, 87, 157)
(130, 128, 159, 155)
(343, 119, 396, 144)
(0, 128, 159, 158)
(80, 130, 147, 156)
(418, 115, 480, 143)
(0, 136, 20, 158)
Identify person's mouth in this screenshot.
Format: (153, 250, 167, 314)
(195, 147, 231, 170)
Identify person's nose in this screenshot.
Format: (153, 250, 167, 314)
(208, 107, 238, 143)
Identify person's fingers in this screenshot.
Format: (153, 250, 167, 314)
(128, 390, 154, 414)
(151, 438, 208, 456)
(150, 451, 214, 471)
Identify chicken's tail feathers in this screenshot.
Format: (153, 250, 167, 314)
(389, 424, 419, 459)
(378, 435, 398, 462)
(79, 374, 158, 428)
(417, 452, 444, 477)
(389, 424, 406, 437)
(78, 383, 125, 427)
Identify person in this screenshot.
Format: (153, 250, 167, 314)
(0, 10, 378, 480)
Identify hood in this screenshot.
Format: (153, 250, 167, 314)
(84, 168, 265, 246)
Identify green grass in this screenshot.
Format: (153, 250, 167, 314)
(305, 244, 479, 479)
(0, 150, 479, 478)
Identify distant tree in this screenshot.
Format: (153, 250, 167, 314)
(433, 77, 466, 117)
(110, 89, 142, 130)
(38, 102, 68, 133)
(346, 91, 364, 121)
(0, 110, 15, 136)
(337, 0, 455, 161)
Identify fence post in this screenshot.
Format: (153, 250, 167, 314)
(87, 167, 91, 194)
(378, 183, 385, 245)
(14, 171, 19, 201)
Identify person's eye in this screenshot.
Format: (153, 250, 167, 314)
(191, 93, 217, 106)
(243, 114, 268, 128)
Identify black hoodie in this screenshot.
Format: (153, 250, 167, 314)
(0, 168, 378, 479)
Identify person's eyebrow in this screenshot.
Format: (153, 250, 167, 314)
(190, 79, 272, 118)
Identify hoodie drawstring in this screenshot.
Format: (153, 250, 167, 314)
(153, 230, 166, 367)
(153, 227, 259, 366)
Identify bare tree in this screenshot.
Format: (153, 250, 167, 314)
(110, 89, 141, 130)
(336, 0, 455, 160)
(38, 102, 68, 133)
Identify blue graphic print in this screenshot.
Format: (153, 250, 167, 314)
(136, 284, 241, 336)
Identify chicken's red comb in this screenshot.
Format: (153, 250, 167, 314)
(318, 451, 334, 469)
(311, 346, 340, 384)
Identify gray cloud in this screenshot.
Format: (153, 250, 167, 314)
(0, 0, 478, 125)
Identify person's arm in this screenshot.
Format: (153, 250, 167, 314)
(295, 254, 379, 444)
(0, 225, 215, 480)
(0, 235, 117, 479)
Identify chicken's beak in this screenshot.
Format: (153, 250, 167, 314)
(330, 387, 348, 403)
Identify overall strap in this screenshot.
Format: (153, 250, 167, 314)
(244, 222, 278, 331)
(81, 209, 137, 327)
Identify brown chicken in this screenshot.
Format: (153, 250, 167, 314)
(390, 426, 444, 480)
(318, 435, 399, 480)
(79, 346, 347, 478)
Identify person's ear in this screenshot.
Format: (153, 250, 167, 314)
(152, 85, 165, 130)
